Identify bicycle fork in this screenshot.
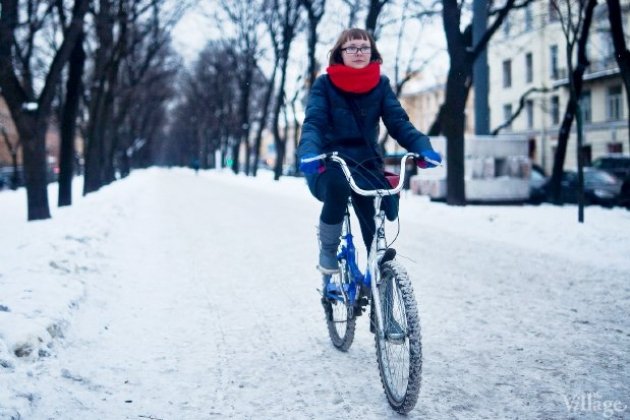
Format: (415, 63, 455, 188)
(369, 198, 389, 340)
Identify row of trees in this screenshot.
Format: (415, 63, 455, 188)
(0, 0, 187, 220)
(2, 0, 629, 220)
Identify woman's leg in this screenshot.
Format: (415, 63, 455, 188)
(306, 165, 351, 273)
(315, 166, 351, 224)
(352, 194, 376, 250)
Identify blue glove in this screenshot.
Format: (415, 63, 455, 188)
(299, 154, 324, 174)
(417, 150, 442, 169)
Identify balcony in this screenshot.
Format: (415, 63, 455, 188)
(552, 57, 620, 87)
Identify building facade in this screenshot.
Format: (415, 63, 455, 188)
(0, 95, 69, 185)
(487, 0, 629, 174)
(0, 96, 21, 166)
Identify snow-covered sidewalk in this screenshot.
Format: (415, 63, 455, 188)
(1, 168, 629, 419)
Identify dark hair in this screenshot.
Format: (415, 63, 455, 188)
(328, 28, 383, 66)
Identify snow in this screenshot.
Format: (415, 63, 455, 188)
(1, 167, 629, 419)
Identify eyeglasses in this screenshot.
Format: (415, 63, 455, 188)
(341, 46, 371, 55)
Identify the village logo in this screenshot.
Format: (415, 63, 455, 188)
(564, 392, 627, 418)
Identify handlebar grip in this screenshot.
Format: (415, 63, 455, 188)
(300, 153, 327, 164)
(422, 157, 442, 167)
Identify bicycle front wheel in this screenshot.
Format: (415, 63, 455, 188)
(322, 258, 356, 352)
(374, 260, 422, 414)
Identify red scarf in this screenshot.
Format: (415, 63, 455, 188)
(327, 62, 380, 94)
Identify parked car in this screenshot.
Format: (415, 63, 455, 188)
(590, 155, 630, 180)
(547, 168, 623, 207)
(619, 176, 630, 209)
(528, 164, 548, 204)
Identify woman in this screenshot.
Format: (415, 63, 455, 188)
(298, 28, 440, 274)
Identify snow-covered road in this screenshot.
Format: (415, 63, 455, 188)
(1, 168, 629, 419)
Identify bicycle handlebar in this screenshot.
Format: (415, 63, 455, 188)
(301, 152, 420, 197)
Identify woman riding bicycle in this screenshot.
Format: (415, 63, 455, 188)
(298, 28, 441, 274)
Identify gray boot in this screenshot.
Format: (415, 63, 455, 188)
(317, 220, 343, 274)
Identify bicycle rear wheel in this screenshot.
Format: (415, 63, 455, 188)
(322, 257, 356, 352)
(374, 260, 422, 414)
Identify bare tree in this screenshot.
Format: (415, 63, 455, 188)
(251, 60, 278, 176)
(299, 0, 326, 90)
(366, 0, 392, 36)
(434, 0, 532, 205)
(222, 0, 267, 175)
(342, 0, 363, 27)
(0, 0, 89, 220)
(171, 39, 266, 173)
(83, 0, 186, 194)
(0, 124, 20, 189)
(58, 31, 86, 207)
(266, 0, 302, 180)
(379, 0, 440, 152)
(547, 0, 598, 222)
(606, 0, 630, 152)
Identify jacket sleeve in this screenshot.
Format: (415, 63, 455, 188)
(380, 76, 434, 154)
(297, 76, 329, 159)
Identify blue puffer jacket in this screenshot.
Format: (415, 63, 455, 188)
(297, 73, 434, 168)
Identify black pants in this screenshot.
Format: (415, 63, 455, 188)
(306, 163, 399, 250)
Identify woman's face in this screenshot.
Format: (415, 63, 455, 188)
(340, 38, 371, 69)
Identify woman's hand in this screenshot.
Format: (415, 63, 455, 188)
(417, 150, 442, 168)
(299, 154, 325, 174)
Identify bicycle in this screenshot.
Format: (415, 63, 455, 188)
(303, 152, 433, 414)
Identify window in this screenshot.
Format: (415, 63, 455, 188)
(503, 15, 511, 37)
(525, 4, 533, 31)
(502, 59, 512, 88)
(580, 90, 592, 123)
(503, 104, 513, 131)
(525, 53, 533, 83)
(607, 143, 623, 154)
(526, 100, 534, 128)
(550, 45, 559, 79)
(607, 85, 623, 121)
(600, 31, 615, 61)
(551, 95, 560, 125)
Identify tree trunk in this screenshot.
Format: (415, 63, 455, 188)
(252, 62, 278, 177)
(0, 0, 89, 220)
(442, 65, 470, 205)
(272, 54, 290, 181)
(84, 0, 114, 195)
(365, 0, 388, 37)
(233, 57, 254, 175)
(15, 115, 50, 219)
(441, 0, 472, 205)
(605, 0, 630, 152)
(58, 32, 85, 207)
(548, 0, 597, 205)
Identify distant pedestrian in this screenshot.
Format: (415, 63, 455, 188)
(191, 158, 200, 175)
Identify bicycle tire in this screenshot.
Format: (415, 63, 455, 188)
(374, 260, 422, 414)
(322, 257, 356, 352)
